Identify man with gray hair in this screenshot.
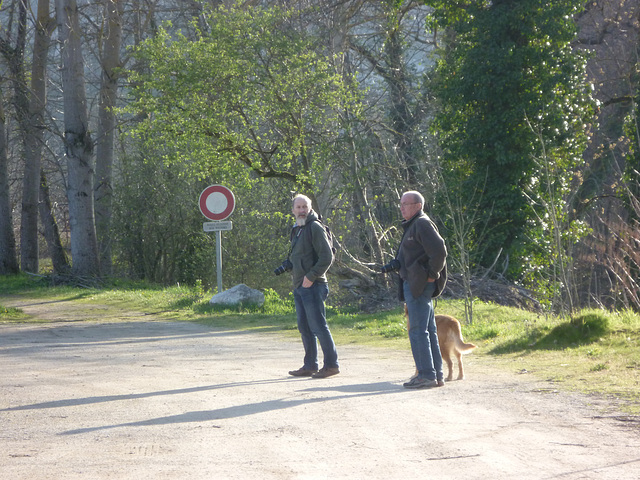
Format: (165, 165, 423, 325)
(382, 190, 447, 388)
(285, 194, 339, 378)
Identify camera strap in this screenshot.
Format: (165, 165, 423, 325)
(287, 225, 304, 259)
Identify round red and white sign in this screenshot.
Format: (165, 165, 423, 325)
(199, 185, 235, 221)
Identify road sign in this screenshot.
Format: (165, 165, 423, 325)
(199, 185, 235, 221)
(203, 221, 233, 232)
(198, 185, 235, 294)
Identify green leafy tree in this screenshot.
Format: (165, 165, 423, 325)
(427, 0, 595, 281)
(124, 2, 360, 199)
(116, 2, 363, 289)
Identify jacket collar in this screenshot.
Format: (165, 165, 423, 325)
(306, 210, 319, 224)
(401, 210, 425, 231)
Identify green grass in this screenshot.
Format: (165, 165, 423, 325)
(1, 273, 639, 413)
(0, 304, 29, 321)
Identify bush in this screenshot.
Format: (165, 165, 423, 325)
(536, 312, 611, 348)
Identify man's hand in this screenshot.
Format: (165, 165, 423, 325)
(302, 276, 314, 288)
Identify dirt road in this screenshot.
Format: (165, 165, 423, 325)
(1, 297, 639, 479)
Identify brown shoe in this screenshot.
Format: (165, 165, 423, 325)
(312, 367, 340, 378)
(289, 367, 318, 377)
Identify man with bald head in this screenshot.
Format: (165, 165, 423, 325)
(385, 191, 447, 389)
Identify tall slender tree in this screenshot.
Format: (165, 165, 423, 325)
(0, 0, 39, 273)
(56, 0, 100, 277)
(31, 0, 70, 274)
(95, 0, 124, 275)
(0, 87, 20, 275)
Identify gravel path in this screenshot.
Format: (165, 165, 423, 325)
(1, 297, 639, 479)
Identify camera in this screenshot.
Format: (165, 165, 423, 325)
(274, 259, 293, 276)
(380, 259, 401, 274)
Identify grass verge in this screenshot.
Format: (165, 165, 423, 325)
(1, 273, 639, 414)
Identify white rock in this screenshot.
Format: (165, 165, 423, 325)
(209, 284, 265, 306)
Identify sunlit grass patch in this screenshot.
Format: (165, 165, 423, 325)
(0, 304, 29, 322)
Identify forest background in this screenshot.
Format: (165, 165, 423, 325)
(1, 0, 639, 320)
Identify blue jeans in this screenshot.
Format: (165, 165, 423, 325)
(404, 281, 443, 381)
(293, 282, 339, 370)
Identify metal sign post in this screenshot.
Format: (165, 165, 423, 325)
(199, 186, 235, 294)
(203, 221, 233, 294)
(215, 230, 223, 294)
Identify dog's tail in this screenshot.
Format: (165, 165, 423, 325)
(456, 337, 477, 354)
(451, 321, 477, 354)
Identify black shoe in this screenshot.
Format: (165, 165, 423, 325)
(403, 377, 438, 389)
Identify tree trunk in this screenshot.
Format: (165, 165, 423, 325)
(31, 0, 70, 275)
(95, 0, 123, 276)
(39, 170, 70, 274)
(56, 0, 100, 277)
(0, 89, 20, 275)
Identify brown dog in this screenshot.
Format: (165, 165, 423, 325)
(404, 305, 477, 382)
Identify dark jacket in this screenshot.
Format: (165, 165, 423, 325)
(289, 210, 334, 289)
(398, 211, 447, 299)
